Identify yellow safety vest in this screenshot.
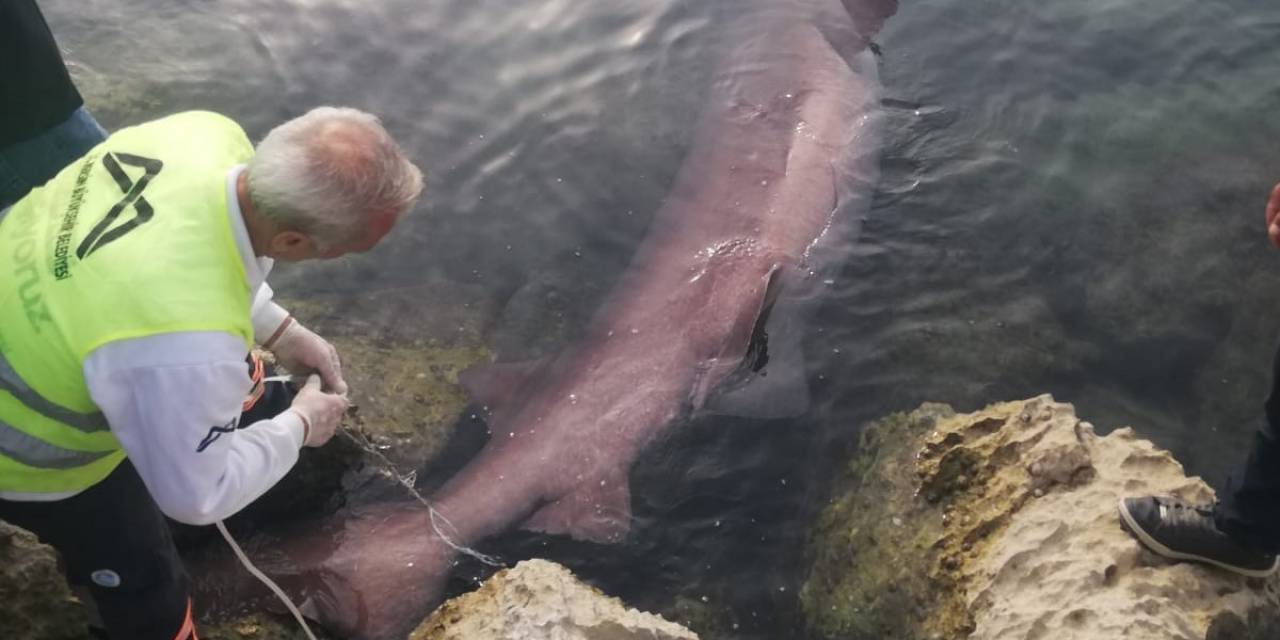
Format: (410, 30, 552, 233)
(0, 111, 255, 494)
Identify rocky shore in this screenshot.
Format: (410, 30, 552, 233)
(801, 395, 1280, 640)
(5, 394, 1278, 639)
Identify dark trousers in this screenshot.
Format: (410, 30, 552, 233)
(0, 106, 106, 210)
(1217, 343, 1280, 553)
(0, 379, 295, 639)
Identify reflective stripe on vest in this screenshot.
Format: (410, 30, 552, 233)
(0, 353, 107, 433)
(0, 418, 110, 469)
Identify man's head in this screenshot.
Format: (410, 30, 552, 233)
(243, 107, 424, 261)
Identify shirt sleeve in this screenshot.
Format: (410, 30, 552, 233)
(83, 332, 305, 525)
(251, 283, 290, 344)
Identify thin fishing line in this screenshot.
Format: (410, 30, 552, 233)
(339, 428, 503, 567)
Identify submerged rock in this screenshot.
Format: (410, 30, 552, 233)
(198, 613, 327, 640)
(280, 281, 495, 473)
(411, 559, 699, 640)
(802, 395, 1280, 640)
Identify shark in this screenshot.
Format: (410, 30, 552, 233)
(197, 0, 898, 637)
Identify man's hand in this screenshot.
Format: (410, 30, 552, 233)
(1267, 182, 1280, 248)
(270, 320, 349, 394)
(290, 375, 348, 447)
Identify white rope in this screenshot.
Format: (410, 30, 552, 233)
(211, 424, 499, 640)
(215, 520, 319, 640)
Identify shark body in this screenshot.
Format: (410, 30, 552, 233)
(200, 1, 898, 637)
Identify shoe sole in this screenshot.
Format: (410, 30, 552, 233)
(1117, 498, 1279, 578)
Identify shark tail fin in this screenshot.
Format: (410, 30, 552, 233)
(521, 470, 633, 544)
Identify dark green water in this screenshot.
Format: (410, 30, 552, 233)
(42, 0, 1280, 637)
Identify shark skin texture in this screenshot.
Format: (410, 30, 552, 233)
(194, 1, 898, 638)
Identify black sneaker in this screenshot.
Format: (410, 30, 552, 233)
(1118, 496, 1279, 577)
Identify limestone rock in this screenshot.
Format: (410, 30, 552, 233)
(0, 520, 89, 640)
(802, 395, 1280, 640)
(411, 559, 699, 640)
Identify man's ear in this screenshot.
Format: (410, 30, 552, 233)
(268, 230, 318, 261)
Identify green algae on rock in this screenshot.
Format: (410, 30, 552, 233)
(799, 402, 957, 640)
(320, 335, 491, 470)
(197, 613, 336, 640)
(278, 285, 495, 472)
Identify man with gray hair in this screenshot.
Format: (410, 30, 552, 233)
(0, 107, 422, 639)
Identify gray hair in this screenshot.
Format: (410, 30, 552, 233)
(246, 107, 424, 248)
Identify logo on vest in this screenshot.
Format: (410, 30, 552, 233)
(12, 209, 52, 332)
(53, 154, 98, 281)
(54, 152, 164, 281)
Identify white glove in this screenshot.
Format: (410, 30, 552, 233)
(268, 319, 348, 395)
(288, 375, 348, 447)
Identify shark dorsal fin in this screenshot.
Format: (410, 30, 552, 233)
(521, 471, 633, 544)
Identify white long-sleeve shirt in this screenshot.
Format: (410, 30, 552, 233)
(0, 165, 306, 525)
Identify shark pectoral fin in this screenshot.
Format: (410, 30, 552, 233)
(458, 358, 549, 411)
(522, 473, 633, 544)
